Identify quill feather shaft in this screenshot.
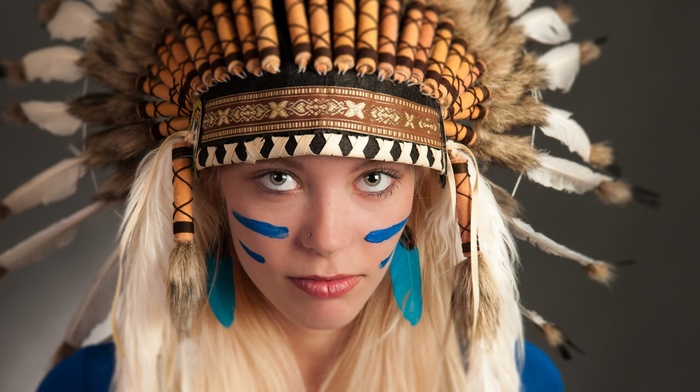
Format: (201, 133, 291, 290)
(510, 218, 596, 266)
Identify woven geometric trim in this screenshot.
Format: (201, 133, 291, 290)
(200, 86, 443, 149)
(196, 131, 445, 173)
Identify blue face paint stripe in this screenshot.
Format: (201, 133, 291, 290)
(379, 251, 394, 269)
(232, 210, 289, 239)
(239, 240, 266, 264)
(365, 217, 409, 243)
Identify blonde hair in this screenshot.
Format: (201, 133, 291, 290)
(113, 137, 522, 391)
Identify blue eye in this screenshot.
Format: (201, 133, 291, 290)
(259, 172, 299, 191)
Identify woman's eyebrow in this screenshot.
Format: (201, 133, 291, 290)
(355, 159, 389, 170)
(254, 158, 303, 170)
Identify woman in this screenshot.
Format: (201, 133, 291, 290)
(40, 151, 556, 391)
(0, 0, 636, 390)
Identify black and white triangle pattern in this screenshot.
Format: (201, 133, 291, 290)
(197, 132, 444, 172)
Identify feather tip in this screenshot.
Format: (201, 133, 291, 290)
(540, 323, 582, 360)
(38, 0, 63, 25)
(4, 102, 28, 125)
(580, 40, 603, 65)
(589, 142, 615, 168)
(555, 3, 577, 25)
(584, 262, 616, 286)
(4, 61, 26, 84)
(595, 180, 633, 205)
(0, 204, 9, 222)
(632, 186, 662, 208)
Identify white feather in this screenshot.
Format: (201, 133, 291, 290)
(87, 0, 118, 13)
(47, 1, 100, 41)
(64, 247, 119, 347)
(0, 202, 104, 272)
(538, 42, 581, 92)
(540, 107, 591, 162)
(3, 157, 86, 216)
(447, 143, 522, 390)
(23, 46, 85, 83)
(20, 101, 83, 136)
(505, 0, 534, 17)
(515, 7, 571, 45)
(527, 154, 612, 194)
(511, 218, 596, 267)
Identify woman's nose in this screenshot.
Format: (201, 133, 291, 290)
(299, 189, 354, 257)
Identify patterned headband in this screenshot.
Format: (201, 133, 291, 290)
(193, 71, 446, 172)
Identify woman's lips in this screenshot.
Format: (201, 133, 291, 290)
(288, 276, 361, 299)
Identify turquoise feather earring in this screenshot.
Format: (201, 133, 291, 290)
(389, 227, 423, 326)
(205, 251, 236, 328)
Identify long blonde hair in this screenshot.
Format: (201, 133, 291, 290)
(113, 137, 522, 391)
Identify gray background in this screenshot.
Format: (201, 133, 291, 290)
(1, 0, 698, 391)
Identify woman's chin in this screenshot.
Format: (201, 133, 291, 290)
(278, 302, 362, 331)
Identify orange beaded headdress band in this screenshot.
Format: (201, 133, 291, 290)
(0, 0, 658, 362)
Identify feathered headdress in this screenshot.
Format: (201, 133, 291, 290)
(0, 0, 656, 366)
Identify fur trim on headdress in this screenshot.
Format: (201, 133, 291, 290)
(69, 94, 139, 125)
(85, 123, 157, 167)
(94, 162, 140, 202)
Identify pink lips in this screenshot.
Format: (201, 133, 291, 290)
(288, 276, 361, 299)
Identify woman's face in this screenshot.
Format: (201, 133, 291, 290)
(220, 155, 415, 331)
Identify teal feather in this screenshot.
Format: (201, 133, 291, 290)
(206, 252, 235, 328)
(389, 230, 423, 326)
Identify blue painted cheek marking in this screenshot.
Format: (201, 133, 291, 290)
(379, 251, 394, 269)
(364, 217, 409, 243)
(233, 210, 289, 239)
(239, 240, 265, 264)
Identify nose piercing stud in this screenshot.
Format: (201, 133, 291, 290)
(307, 232, 312, 238)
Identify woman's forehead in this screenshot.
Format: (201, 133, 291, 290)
(233, 155, 413, 171)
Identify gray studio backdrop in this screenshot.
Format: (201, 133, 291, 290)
(1, 1, 698, 391)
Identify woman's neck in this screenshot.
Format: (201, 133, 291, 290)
(276, 316, 354, 392)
